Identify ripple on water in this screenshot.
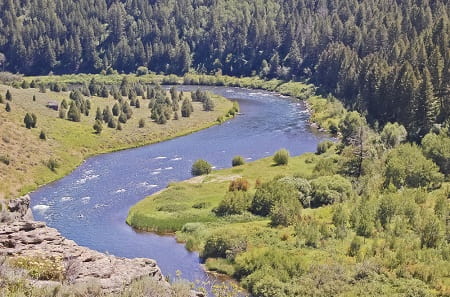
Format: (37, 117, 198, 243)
(33, 204, 50, 213)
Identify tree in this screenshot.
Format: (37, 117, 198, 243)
(67, 102, 81, 122)
(422, 130, 450, 175)
(251, 180, 298, 217)
(339, 111, 366, 145)
(214, 191, 252, 216)
(95, 107, 102, 121)
(203, 97, 215, 111)
(23, 113, 36, 129)
(138, 118, 145, 128)
(5, 102, 11, 112)
(416, 68, 439, 138)
(385, 143, 443, 189)
(380, 122, 407, 148)
(273, 149, 290, 165)
(181, 98, 193, 117)
(5, 90, 12, 101)
(310, 175, 353, 207)
(112, 103, 120, 116)
(102, 106, 113, 123)
(93, 120, 103, 134)
(420, 213, 444, 248)
(191, 159, 212, 176)
(39, 130, 46, 140)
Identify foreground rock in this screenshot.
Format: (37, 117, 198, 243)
(0, 195, 171, 293)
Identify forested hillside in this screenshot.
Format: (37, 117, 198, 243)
(1, 0, 449, 139)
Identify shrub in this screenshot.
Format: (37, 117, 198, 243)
(202, 232, 247, 260)
(385, 143, 443, 189)
(251, 180, 298, 217)
(214, 191, 252, 216)
(93, 120, 102, 134)
(310, 175, 352, 207)
(273, 149, 290, 165)
(270, 195, 302, 226)
(46, 159, 59, 172)
(232, 156, 245, 167)
(278, 176, 312, 207)
(348, 236, 362, 257)
(138, 118, 145, 128)
(5, 102, 11, 112)
(136, 66, 149, 76)
(316, 140, 334, 155)
(228, 178, 250, 192)
(11, 256, 63, 281)
(191, 159, 212, 176)
(39, 130, 46, 140)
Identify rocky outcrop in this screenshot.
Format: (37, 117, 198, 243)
(0, 195, 34, 223)
(0, 196, 169, 293)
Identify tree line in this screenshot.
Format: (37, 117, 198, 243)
(0, 0, 449, 139)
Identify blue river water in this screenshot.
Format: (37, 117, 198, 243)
(30, 86, 327, 286)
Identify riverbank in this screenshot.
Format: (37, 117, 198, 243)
(0, 83, 234, 199)
(126, 146, 449, 297)
(24, 73, 346, 133)
(0, 196, 199, 297)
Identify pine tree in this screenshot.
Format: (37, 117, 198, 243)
(67, 102, 81, 122)
(416, 68, 438, 138)
(24, 113, 33, 129)
(5, 102, 11, 112)
(112, 103, 120, 116)
(181, 98, 193, 117)
(5, 90, 12, 101)
(93, 120, 103, 134)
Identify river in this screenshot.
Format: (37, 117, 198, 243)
(30, 86, 327, 288)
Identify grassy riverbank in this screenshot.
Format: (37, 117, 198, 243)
(127, 147, 449, 297)
(0, 83, 233, 199)
(24, 73, 346, 133)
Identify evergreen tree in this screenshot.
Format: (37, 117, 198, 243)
(67, 102, 81, 122)
(5, 90, 12, 101)
(181, 98, 193, 117)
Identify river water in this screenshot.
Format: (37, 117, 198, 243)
(30, 86, 327, 286)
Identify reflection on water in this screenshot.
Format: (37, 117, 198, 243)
(30, 86, 328, 288)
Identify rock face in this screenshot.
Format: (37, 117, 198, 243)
(0, 196, 168, 292)
(0, 195, 34, 223)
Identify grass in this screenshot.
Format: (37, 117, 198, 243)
(0, 84, 233, 199)
(126, 153, 320, 233)
(24, 73, 346, 133)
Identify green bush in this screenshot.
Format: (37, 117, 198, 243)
(232, 156, 245, 167)
(316, 140, 334, 155)
(251, 180, 298, 217)
(278, 176, 312, 208)
(273, 149, 290, 165)
(191, 159, 212, 176)
(310, 175, 352, 207)
(214, 191, 252, 216)
(385, 143, 443, 189)
(202, 232, 247, 260)
(46, 159, 59, 172)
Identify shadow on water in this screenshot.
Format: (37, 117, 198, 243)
(30, 86, 329, 294)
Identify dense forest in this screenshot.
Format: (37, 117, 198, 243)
(0, 0, 449, 139)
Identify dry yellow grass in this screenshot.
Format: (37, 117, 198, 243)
(0, 84, 232, 199)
